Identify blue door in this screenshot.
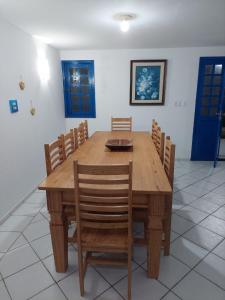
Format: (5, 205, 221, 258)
(191, 57, 225, 161)
(62, 60, 96, 118)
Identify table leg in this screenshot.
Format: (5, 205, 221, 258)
(163, 195, 172, 256)
(147, 195, 165, 279)
(47, 191, 68, 272)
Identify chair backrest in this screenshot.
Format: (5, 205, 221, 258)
(111, 117, 132, 131)
(151, 119, 158, 146)
(74, 161, 133, 232)
(155, 126, 165, 163)
(83, 120, 88, 140)
(60, 129, 75, 159)
(44, 138, 64, 175)
(74, 128, 79, 149)
(164, 136, 176, 187)
(78, 123, 85, 146)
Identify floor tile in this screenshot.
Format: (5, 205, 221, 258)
(171, 214, 195, 235)
(9, 234, 28, 251)
(189, 197, 219, 214)
(182, 180, 217, 197)
(0, 215, 32, 232)
(132, 245, 147, 265)
(12, 203, 41, 217)
(206, 173, 225, 185)
(114, 267, 168, 300)
(201, 192, 225, 206)
(95, 287, 124, 300)
(23, 219, 50, 242)
(171, 231, 179, 242)
(213, 239, 225, 260)
(195, 253, 225, 289)
(30, 284, 67, 300)
(173, 271, 225, 300)
(213, 184, 225, 195)
(31, 213, 46, 224)
(25, 192, 46, 205)
(58, 267, 110, 300)
(213, 206, 225, 220)
(183, 225, 224, 250)
(162, 292, 181, 300)
(157, 256, 190, 288)
(200, 215, 225, 237)
(95, 261, 138, 285)
(173, 191, 197, 210)
(175, 205, 208, 224)
(0, 244, 39, 278)
(0, 281, 11, 300)
(5, 261, 54, 300)
(171, 237, 208, 268)
(0, 231, 20, 252)
(31, 234, 53, 259)
(174, 175, 199, 191)
(42, 245, 78, 282)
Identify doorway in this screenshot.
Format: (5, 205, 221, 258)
(191, 57, 225, 164)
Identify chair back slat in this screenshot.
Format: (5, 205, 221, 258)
(60, 129, 75, 159)
(44, 138, 64, 175)
(151, 119, 158, 146)
(74, 161, 132, 230)
(83, 120, 89, 140)
(155, 126, 165, 163)
(78, 123, 85, 146)
(163, 136, 175, 187)
(111, 117, 132, 131)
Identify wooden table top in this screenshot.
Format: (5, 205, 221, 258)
(39, 131, 172, 195)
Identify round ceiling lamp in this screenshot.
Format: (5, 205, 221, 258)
(113, 13, 137, 33)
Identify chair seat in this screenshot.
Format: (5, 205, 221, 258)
(80, 228, 128, 251)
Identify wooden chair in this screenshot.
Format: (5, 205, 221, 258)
(78, 123, 85, 146)
(155, 126, 165, 163)
(111, 117, 132, 131)
(83, 120, 89, 140)
(60, 130, 75, 159)
(151, 119, 158, 146)
(44, 138, 64, 175)
(163, 136, 175, 255)
(74, 160, 133, 300)
(44, 138, 76, 242)
(133, 136, 175, 254)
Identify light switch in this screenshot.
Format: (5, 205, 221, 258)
(9, 99, 18, 113)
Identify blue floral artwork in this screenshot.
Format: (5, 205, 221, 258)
(135, 66, 160, 101)
(130, 60, 167, 105)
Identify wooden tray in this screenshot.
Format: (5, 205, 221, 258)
(105, 139, 133, 151)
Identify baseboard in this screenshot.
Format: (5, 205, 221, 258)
(0, 187, 38, 225)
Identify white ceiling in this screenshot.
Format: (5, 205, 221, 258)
(0, 0, 225, 50)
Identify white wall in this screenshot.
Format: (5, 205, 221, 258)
(0, 17, 65, 221)
(60, 46, 225, 159)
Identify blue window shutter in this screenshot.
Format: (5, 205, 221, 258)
(62, 60, 96, 118)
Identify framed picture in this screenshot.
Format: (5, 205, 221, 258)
(130, 60, 167, 105)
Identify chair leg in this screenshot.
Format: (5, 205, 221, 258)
(144, 220, 148, 241)
(77, 246, 84, 296)
(128, 248, 132, 300)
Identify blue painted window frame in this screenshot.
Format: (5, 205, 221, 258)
(62, 60, 96, 118)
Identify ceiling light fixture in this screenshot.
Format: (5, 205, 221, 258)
(113, 14, 136, 33)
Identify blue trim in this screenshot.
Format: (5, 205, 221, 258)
(62, 60, 96, 118)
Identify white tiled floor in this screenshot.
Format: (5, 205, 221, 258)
(0, 160, 225, 299)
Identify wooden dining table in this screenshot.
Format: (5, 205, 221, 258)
(38, 131, 172, 279)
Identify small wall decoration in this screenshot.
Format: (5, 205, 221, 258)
(19, 80, 25, 90)
(30, 101, 36, 116)
(9, 99, 19, 113)
(130, 60, 167, 105)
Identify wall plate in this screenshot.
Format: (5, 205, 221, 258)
(9, 99, 18, 113)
